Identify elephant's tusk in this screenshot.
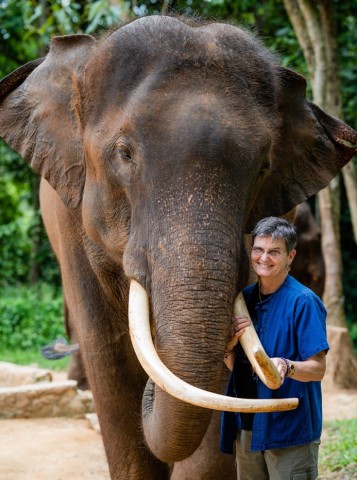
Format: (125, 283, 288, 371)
(234, 292, 282, 390)
(128, 280, 298, 413)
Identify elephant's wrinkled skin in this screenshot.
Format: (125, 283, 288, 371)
(1, 16, 356, 480)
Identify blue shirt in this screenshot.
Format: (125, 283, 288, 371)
(220, 275, 329, 453)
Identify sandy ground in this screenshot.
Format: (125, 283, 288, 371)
(0, 417, 110, 480)
(0, 375, 355, 480)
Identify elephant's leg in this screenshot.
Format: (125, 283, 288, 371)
(170, 368, 236, 480)
(63, 300, 89, 390)
(81, 333, 169, 480)
(58, 253, 168, 477)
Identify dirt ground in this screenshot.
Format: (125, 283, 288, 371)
(0, 375, 355, 480)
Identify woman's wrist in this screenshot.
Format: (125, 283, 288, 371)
(224, 348, 235, 358)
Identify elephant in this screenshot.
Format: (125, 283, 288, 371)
(1, 15, 356, 480)
(291, 201, 325, 298)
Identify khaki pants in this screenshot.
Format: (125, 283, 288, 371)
(235, 430, 320, 480)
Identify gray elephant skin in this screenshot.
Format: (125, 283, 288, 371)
(0, 15, 356, 480)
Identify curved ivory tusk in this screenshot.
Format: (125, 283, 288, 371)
(234, 292, 282, 390)
(128, 280, 298, 413)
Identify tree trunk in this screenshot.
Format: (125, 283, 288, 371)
(318, 180, 344, 326)
(325, 326, 357, 389)
(283, 0, 357, 388)
(342, 161, 357, 244)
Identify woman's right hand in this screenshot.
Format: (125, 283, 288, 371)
(225, 315, 251, 353)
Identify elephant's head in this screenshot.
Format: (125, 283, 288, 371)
(1, 16, 356, 463)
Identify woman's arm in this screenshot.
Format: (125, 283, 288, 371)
(271, 351, 327, 383)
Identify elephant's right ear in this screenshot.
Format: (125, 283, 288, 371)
(245, 67, 357, 231)
(0, 34, 96, 208)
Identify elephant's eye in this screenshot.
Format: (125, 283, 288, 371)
(111, 137, 137, 185)
(118, 147, 132, 162)
(116, 138, 133, 162)
(119, 148, 132, 161)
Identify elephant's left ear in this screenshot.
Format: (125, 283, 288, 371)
(245, 67, 357, 231)
(0, 34, 96, 208)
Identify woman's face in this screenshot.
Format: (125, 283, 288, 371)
(251, 236, 296, 282)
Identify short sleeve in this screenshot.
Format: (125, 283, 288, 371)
(294, 294, 329, 360)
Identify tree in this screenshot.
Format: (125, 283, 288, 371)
(283, 0, 357, 388)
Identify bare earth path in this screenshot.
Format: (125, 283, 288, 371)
(0, 378, 355, 480)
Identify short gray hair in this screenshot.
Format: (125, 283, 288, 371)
(251, 217, 297, 252)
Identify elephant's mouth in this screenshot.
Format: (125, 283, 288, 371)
(128, 279, 299, 413)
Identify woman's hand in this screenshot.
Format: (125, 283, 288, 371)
(226, 315, 251, 351)
(271, 357, 288, 384)
(224, 315, 251, 370)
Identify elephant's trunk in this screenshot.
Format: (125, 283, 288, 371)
(138, 236, 240, 462)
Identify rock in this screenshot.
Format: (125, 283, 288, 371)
(0, 380, 94, 419)
(0, 362, 52, 386)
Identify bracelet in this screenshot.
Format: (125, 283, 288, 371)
(224, 349, 235, 358)
(281, 357, 295, 377)
(281, 357, 290, 376)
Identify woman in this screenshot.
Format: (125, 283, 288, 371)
(221, 216, 328, 480)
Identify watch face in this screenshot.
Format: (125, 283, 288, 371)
(290, 363, 295, 376)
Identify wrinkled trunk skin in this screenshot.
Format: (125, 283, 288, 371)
(141, 214, 245, 462)
(170, 368, 237, 479)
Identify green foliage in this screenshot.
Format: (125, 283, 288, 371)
(338, 12, 357, 130)
(84, 0, 131, 34)
(0, 0, 130, 65)
(0, 140, 34, 286)
(319, 419, 357, 477)
(0, 284, 65, 351)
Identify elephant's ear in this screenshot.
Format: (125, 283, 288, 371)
(245, 67, 357, 231)
(0, 34, 96, 208)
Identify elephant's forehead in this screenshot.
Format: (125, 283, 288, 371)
(103, 15, 253, 60)
(84, 16, 277, 105)
(88, 81, 263, 151)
